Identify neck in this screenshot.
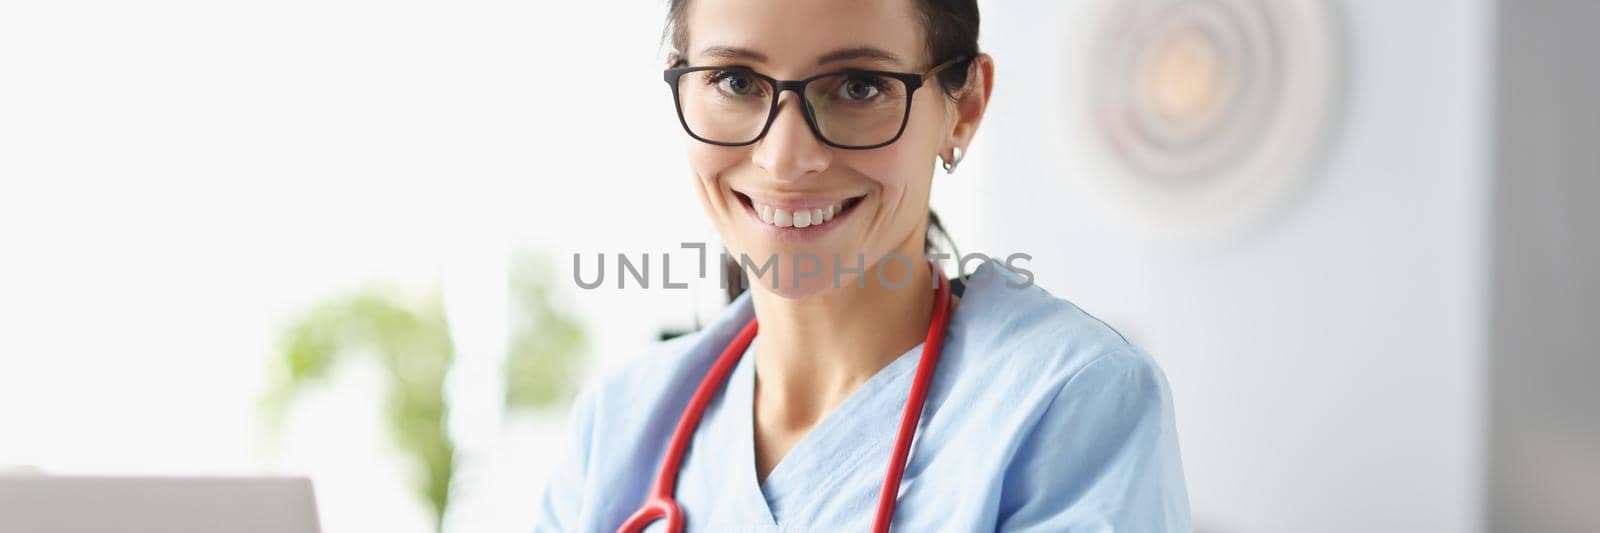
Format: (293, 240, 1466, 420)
(748, 247, 937, 432)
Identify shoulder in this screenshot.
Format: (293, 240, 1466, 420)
(992, 347, 1191, 530)
(915, 262, 1189, 527)
(581, 333, 702, 398)
(537, 329, 724, 531)
(951, 263, 1189, 526)
(947, 259, 1164, 398)
(561, 332, 696, 440)
(567, 293, 756, 435)
(569, 332, 706, 427)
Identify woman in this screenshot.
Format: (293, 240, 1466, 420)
(536, 0, 1191, 531)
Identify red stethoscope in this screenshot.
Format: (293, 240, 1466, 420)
(618, 262, 955, 533)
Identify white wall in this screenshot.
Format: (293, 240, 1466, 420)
(971, 1, 1490, 531)
(0, 2, 700, 532)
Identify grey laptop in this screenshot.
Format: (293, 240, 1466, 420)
(0, 476, 322, 533)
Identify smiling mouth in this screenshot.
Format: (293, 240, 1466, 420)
(733, 191, 865, 229)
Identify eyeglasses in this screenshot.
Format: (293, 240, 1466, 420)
(663, 56, 970, 150)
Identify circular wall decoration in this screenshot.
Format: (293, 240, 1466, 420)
(1059, 0, 1343, 242)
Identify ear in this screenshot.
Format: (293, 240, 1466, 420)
(942, 53, 996, 164)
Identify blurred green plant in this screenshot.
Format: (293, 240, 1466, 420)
(260, 253, 586, 532)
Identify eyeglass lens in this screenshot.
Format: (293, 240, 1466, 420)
(676, 70, 910, 148)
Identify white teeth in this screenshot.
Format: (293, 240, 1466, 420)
(751, 199, 850, 229)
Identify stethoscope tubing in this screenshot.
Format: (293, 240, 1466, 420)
(618, 260, 954, 533)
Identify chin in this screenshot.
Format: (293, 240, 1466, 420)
(749, 271, 839, 300)
(722, 244, 860, 300)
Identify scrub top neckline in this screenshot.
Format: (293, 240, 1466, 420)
(730, 334, 928, 526)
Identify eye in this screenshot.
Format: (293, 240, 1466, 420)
(835, 74, 887, 101)
(708, 70, 764, 97)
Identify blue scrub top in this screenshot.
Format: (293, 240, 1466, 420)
(535, 260, 1191, 532)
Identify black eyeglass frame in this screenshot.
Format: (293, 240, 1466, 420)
(662, 55, 971, 150)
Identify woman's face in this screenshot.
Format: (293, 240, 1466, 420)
(681, 0, 956, 299)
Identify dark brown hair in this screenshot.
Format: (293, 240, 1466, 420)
(662, 0, 980, 300)
(664, 0, 978, 99)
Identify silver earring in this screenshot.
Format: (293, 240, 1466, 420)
(940, 146, 964, 174)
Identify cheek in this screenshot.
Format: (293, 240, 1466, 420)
(684, 145, 746, 233)
(686, 143, 745, 185)
(851, 135, 940, 211)
(854, 104, 946, 192)
(686, 144, 750, 220)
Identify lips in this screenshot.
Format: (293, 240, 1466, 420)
(733, 191, 864, 230)
(755, 200, 840, 228)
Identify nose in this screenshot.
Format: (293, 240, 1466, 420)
(751, 91, 831, 183)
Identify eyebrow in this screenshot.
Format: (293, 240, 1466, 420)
(694, 45, 906, 68)
(697, 45, 768, 63)
(815, 46, 904, 68)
